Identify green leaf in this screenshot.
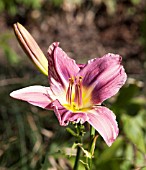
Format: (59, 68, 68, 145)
(41, 152, 50, 170)
(122, 114, 146, 153)
(135, 150, 146, 168)
(4, 46, 20, 65)
(115, 84, 139, 107)
(120, 144, 134, 170)
(90, 135, 98, 156)
(96, 137, 123, 165)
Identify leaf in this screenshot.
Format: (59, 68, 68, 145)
(122, 114, 146, 153)
(135, 150, 146, 168)
(115, 84, 139, 108)
(96, 137, 123, 165)
(120, 144, 134, 170)
(90, 135, 98, 156)
(4, 46, 20, 65)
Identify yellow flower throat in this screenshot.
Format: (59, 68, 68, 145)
(64, 76, 91, 112)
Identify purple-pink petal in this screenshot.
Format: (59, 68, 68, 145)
(87, 106, 119, 146)
(48, 43, 80, 90)
(79, 53, 127, 104)
(52, 100, 89, 126)
(77, 63, 86, 69)
(10, 85, 54, 110)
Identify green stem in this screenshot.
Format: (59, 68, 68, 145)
(73, 145, 81, 170)
(88, 125, 96, 169)
(90, 125, 95, 139)
(73, 123, 83, 170)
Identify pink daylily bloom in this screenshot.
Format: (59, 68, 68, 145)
(10, 42, 127, 146)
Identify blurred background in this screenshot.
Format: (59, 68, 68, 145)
(0, 0, 146, 169)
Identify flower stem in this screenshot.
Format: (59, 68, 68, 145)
(90, 125, 95, 138)
(73, 145, 81, 170)
(88, 125, 96, 169)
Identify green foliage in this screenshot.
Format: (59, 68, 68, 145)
(0, 0, 41, 16)
(131, 0, 141, 5)
(95, 137, 124, 166)
(50, 0, 63, 7)
(0, 32, 20, 65)
(122, 112, 146, 152)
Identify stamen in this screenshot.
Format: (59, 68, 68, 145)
(66, 76, 83, 110)
(74, 76, 83, 109)
(66, 77, 74, 104)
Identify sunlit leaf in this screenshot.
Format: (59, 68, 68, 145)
(96, 137, 123, 165)
(122, 114, 146, 153)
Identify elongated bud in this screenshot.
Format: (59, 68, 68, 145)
(13, 22, 48, 76)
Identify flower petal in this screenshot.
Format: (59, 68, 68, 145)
(52, 100, 89, 126)
(48, 43, 80, 89)
(87, 106, 119, 146)
(10, 85, 55, 109)
(77, 63, 86, 69)
(79, 53, 127, 104)
(13, 23, 48, 76)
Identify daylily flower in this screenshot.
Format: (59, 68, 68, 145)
(10, 42, 127, 146)
(13, 22, 48, 75)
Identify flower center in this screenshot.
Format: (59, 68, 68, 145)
(66, 76, 83, 110)
(64, 76, 91, 112)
